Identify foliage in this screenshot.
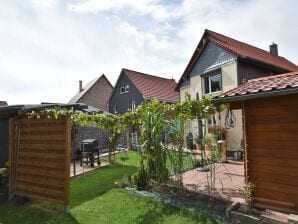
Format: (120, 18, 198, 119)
(242, 182, 255, 211)
(209, 125, 228, 140)
(0, 164, 8, 196)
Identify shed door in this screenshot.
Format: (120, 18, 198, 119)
(9, 116, 71, 206)
(245, 94, 298, 213)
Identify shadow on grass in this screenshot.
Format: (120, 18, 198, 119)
(135, 199, 223, 224)
(0, 162, 137, 224)
(0, 201, 80, 224)
(71, 164, 137, 207)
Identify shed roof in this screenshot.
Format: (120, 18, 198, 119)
(123, 68, 180, 102)
(214, 71, 298, 103)
(177, 29, 297, 90)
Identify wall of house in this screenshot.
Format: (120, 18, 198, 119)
(237, 59, 283, 85)
(181, 42, 242, 151)
(245, 94, 298, 213)
(78, 77, 113, 111)
(109, 72, 144, 114)
(0, 118, 8, 167)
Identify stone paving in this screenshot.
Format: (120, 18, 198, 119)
(182, 159, 245, 203)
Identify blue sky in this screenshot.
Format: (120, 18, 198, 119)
(0, 0, 297, 104)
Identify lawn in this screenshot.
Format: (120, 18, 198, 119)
(0, 152, 223, 224)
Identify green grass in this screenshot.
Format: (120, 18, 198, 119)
(0, 152, 223, 224)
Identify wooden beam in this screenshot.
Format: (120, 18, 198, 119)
(8, 118, 14, 199)
(64, 115, 71, 213)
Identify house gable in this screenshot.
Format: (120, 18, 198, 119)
(78, 75, 113, 111)
(190, 42, 236, 77)
(108, 71, 144, 114)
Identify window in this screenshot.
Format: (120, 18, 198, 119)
(120, 85, 129, 94)
(131, 100, 136, 110)
(203, 72, 222, 94)
(207, 115, 216, 130)
(114, 105, 118, 114)
(125, 85, 129, 92)
(120, 86, 125, 94)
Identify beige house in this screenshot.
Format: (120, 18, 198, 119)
(69, 74, 113, 111)
(176, 29, 297, 151)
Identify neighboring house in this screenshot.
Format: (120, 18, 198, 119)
(69, 74, 113, 111)
(176, 29, 297, 151)
(109, 68, 180, 114)
(213, 71, 298, 213)
(0, 101, 7, 106)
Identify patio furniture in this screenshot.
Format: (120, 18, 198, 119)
(80, 139, 100, 167)
(131, 133, 142, 152)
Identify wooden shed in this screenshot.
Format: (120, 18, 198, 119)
(213, 71, 298, 213)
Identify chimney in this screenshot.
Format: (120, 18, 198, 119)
(79, 80, 83, 92)
(269, 42, 278, 56)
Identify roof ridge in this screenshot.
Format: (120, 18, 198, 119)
(122, 68, 176, 82)
(206, 29, 296, 64)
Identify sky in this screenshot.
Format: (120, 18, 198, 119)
(0, 0, 297, 105)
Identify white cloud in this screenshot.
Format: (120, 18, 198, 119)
(0, 0, 297, 105)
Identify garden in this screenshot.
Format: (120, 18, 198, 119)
(0, 94, 232, 223)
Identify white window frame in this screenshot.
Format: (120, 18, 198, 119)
(131, 100, 136, 110)
(114, 105, 118, 114)
(203, 72, 222, 95)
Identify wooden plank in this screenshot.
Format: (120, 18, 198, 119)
(250, 171, 298, 186)
(249, 164, 298, 177)
(12, 190, 64, 203)
(18, 143, 65, 150)
(8, 118, 15, 199)
(252, 180, 298, 195)
(19, 125, 66, 133)
(18, 159, 65, 169)
(20, 118, 65, 125)
(16, 135, 66, 141)
(248, 149, 298, 159)
(16, 175, 64, 188)
(249, 157, 298, 168)
(18, 151, 65, 159)
(15, 184, 64, 199)
(17, 166, 65, 178)
(64, 115, 71, 207)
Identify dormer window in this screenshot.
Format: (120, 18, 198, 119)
(120, 85, 129, 94)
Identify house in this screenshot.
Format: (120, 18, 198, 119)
(176, 29, 297, 151)
(0, 101, 7, 106)
(213, 71, 298, 213)
(69, 74, 113, 111)
(108, 68, 179, 114)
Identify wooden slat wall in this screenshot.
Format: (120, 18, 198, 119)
(9, 116, 71, 205)
(245, 94, 298, 213)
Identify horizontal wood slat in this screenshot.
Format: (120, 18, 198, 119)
(10, 116, 70, 206)
(245, 94, 298, 213)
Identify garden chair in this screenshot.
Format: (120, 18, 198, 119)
(131, 133, 142, 152)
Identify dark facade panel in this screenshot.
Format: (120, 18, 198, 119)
(0, 119, 9, 167)
(190, 42, 236, 77)
(237, 59, 282, 85)
(109, 72, 144, 114)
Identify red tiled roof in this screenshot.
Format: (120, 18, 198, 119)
(217, 71, 298, 99)
(207, 30, 297, 72)
(123, 68, 179, 102)
(176, 29, 297, 90)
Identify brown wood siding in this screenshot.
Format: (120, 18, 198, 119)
(245, 94, 298, 213)
(9, 116, 71, 205)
